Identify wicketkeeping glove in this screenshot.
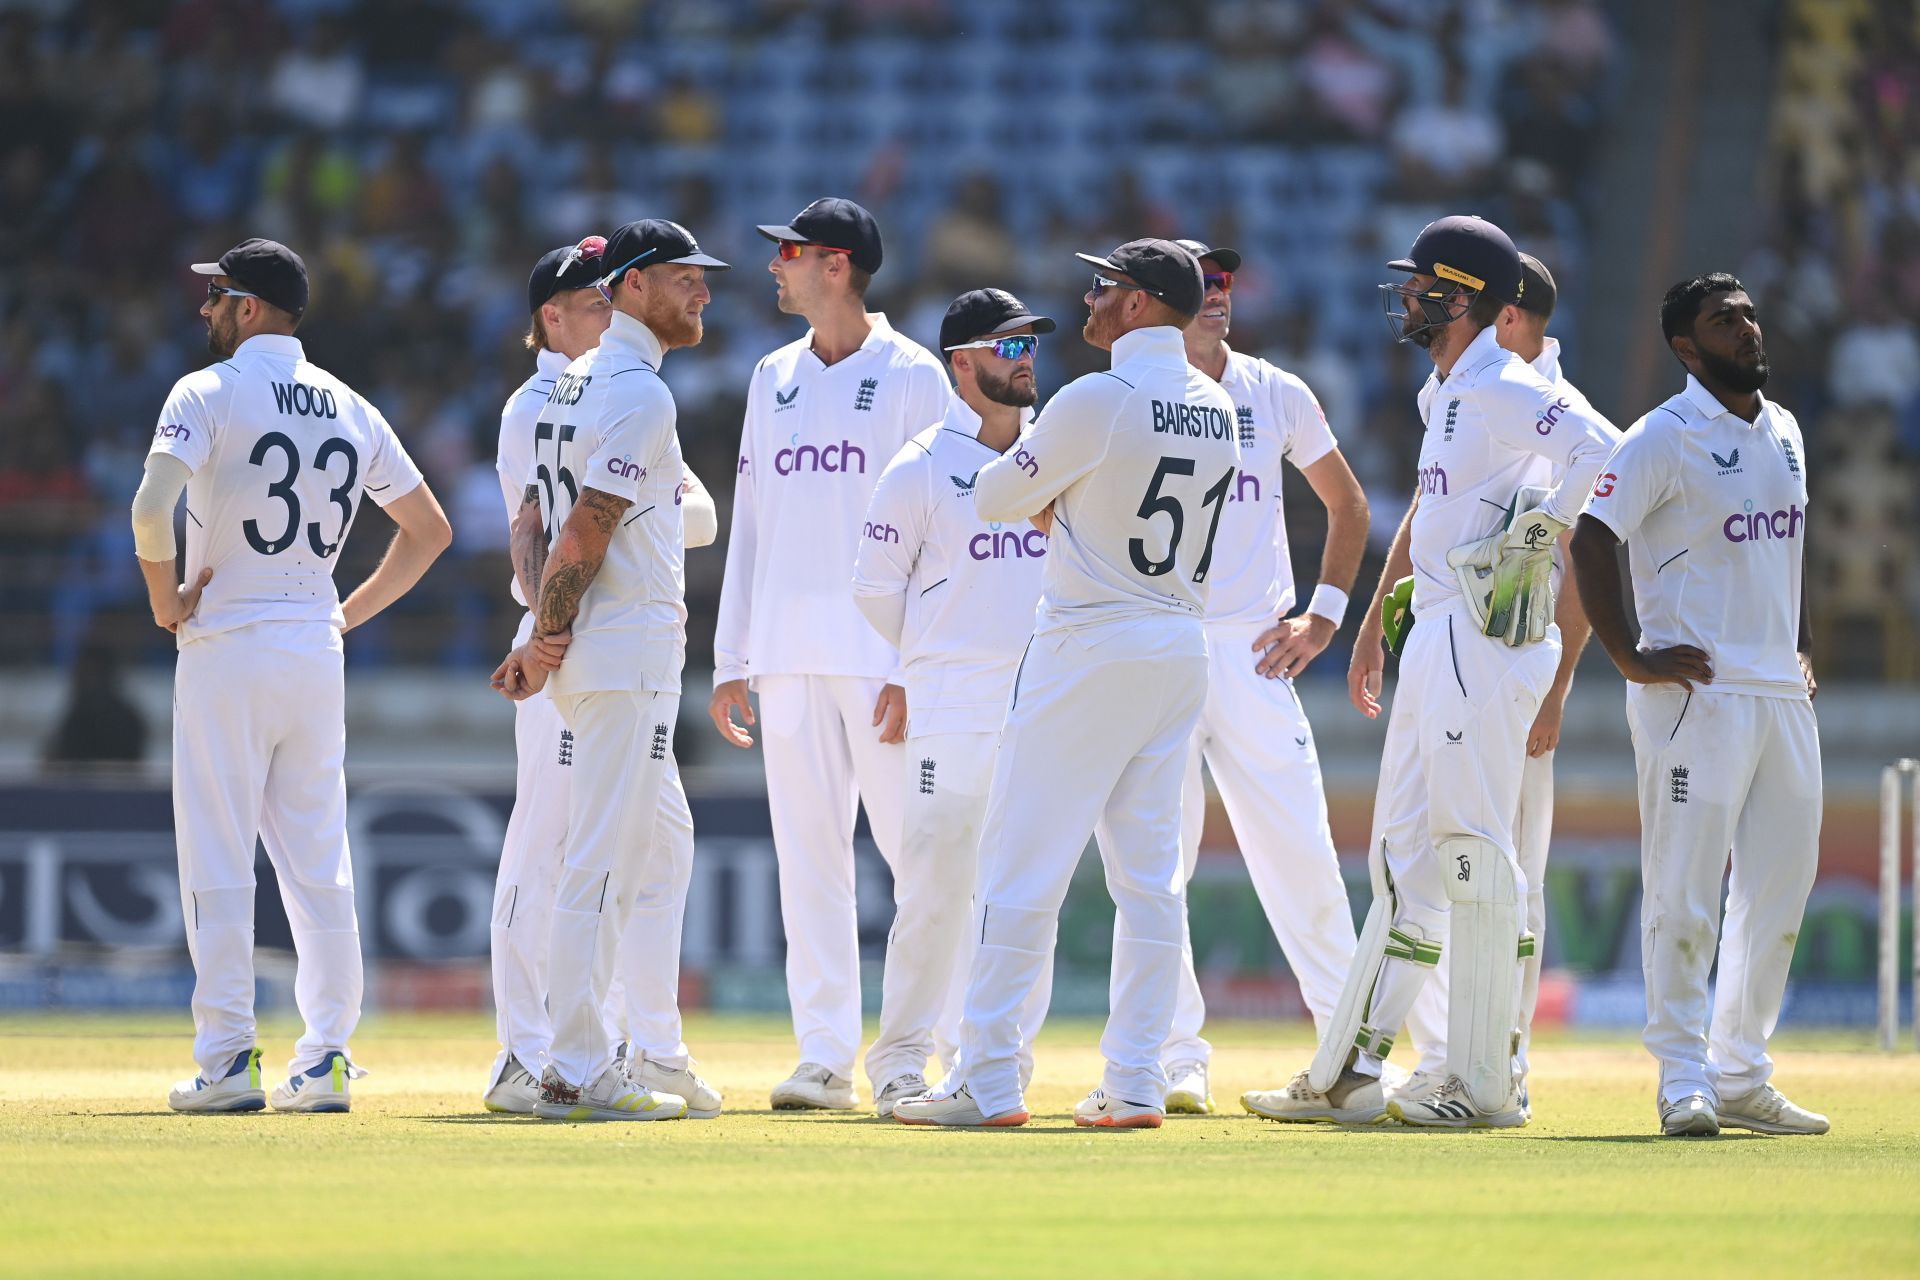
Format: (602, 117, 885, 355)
(1380, 575, 1415, 655)
(1446, 486, 1564, 646)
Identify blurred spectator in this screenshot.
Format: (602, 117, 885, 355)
(267, 17, 365, 131)
(1827, 297, 1920, 411)
(42, 643, 148, 768)
(1388, 61, 1504, 194)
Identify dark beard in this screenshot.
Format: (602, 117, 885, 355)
(1697, 345, 1769, 393)
(205, 314, 238, 358)
(976, 365, 1037, 407)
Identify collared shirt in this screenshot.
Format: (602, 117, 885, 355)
(497, 347, 569, 609)
(1202, 346, 1339, 624)
(530, 309, 688, 696)
(1408, 324, 1619, 613)
(852, 394, 1048, 736)
(974, 325, 1241, 651)
(714, 312, 950, 687)
(1582, 373, 1810, 698)
(147, 333, 422, 644)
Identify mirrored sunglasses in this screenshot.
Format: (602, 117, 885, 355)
(944, 334, 1039, 359)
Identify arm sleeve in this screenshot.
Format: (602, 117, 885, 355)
(680, 464, 718, 549)
(148, 374, 218, 475)
(1580, 418, 1676, 542)
(1475, 371, 1622, 525)
(712, 374, 764, 685)
(974, 378, 1115, 522)
(582, 386, 671, 505)
(130, 453, 191, 561)
(852, 445, 925, 600)
(361, 401, 426, 508)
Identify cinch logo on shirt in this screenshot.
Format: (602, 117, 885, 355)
(969, 526, 1048, 560)
(1227, 471, 1262, 504)
(154, 422, 191, 440)
(1418, 463, 1449, 496)
(1722, 501, 1803, 543)
(1150, 400, 1233, 439)
(863, 520, 899, 543)
(775, 440, 865, 475)
(1534, 397, 1572, 436)
(1010, 446, 1039, 478)
(271, 382, 338, 418)
(606, 455, 644, 482)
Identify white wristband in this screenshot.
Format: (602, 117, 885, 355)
(1306, 584, 1350, 627)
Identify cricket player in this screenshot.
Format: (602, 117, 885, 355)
(850, 288, 1055, 1116)
(709, 199, 950, 1110)
(492, 218, 728, 1122)
(1243, 216, 1617, 1129)
(141, 238, 451, 1113)
(1570, 273, 1829, 1138)
(483, 237, 722, 1118)
(1146, 239, 1371, 1114)
(894, 239, 1238, 1130)
(1396, 253, 1596, 1114)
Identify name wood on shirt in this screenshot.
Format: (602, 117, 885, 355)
(271, 382, 338, 419)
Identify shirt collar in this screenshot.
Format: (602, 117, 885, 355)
(1680, 372, 1771, 426)
(1110, 325, 1189, 369)
(535, 348, 570, 378)
(940, 390, 1033, 446)
(234, 334, 303, 360)
(1529, 337, 1563, 384)
(802, 312, 897, 360)
(602, 309, 666, 367)
(1440, 323, 1504, 386)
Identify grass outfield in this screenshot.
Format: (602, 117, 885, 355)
(2, 1014, 1916, 1279)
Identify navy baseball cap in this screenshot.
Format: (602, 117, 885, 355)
(1075, 238, 1206, 317)
(191, 237, 309, 318)
(1174, 238, 1242, 272)
(1388, 215, 1524, 304)
(756, 197, 884, 274)
(594, 219, 730, 291)
(939, 288, 1056, 353)
(1517, 252, 1557, 318)
(529, 235, 607, 313)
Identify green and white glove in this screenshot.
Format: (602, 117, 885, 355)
(1381, 575, 1415, 655)
(1447, 487, 1563, 645)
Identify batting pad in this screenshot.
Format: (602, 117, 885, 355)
(1309, 893, 1394, 1092)
(1440, 835, 1522, 1112)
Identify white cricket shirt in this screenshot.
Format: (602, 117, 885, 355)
(1202, 348, 1339, 624)
(528, 310, 688, 697)
(1408, 324, 1619, 612)
(497, 348, 569, 609)
(147, 334, 423, 645)
(852, 395, 1049, 735)
(714, 313, 950, 687)
(1582, 373, 1810, 698)
(974, 325, 1241, 653)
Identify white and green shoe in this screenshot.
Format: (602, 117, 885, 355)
(168, 1047, 265, 1113)
(1163, 1060, 1215, 1115)
(270, 1051, 360, 1114)
(534, 1065, 687, 1122)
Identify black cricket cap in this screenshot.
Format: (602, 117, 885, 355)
(1075, 239, 1206, 317)
(1174, 238, 1242, 273)
(529, 235, 607, 313)
(595, 219, 730, 290)
(939, 288, 1056, 353)
(756, 197, 884, 274)
(1517, 252, 1557, 318)
(1387, 215, 1524, 304)
(191, 237, 309, 318)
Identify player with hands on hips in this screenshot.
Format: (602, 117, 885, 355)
(893, 239, 1237, 1130)
(491, 218, 728, 1123)
(1570, 274, 1828, 1138)
(137, 238, 450, 1114)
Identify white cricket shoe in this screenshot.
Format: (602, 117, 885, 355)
(893, 1082, 1029, 1128)
(1381, 1065, 1448, 1106)
(1163, 1060, 1214, 1115)
(168, 1047, 265, 1114)
(482, 1053, 540, 1115)
(1660, 1092, 1720, 1137)
(534, 1065, 686, 1122)
(270, 1051, 359, 1114)
(628, 1054, 722, 1120)
(1243, 1068, 1385, 1125)
(770, 1061, 857, 1111)
(1074, 1087, 1164, 1129)
(1716, 1084, 1828, 1136)
(1391, 1073, 1527, 1129)
(874, 1072, 928, 1119)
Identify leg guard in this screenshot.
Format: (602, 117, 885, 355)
(1441, 836, 1522, 1112)
(1308, 839, 1443, 1090)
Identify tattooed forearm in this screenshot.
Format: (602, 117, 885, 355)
(535, 560, 593, 637)
(509, 491, 546, 604)
(531, 487, 629, 638)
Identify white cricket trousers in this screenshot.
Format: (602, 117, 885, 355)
(958, 630, 1208, 1118)
(544, 688, 679, 1087)
(172, 620, 359, 1081)
(1405, 746, 1554, 1079)
(865, 730, 1045, 1089)
(1352, 604, 1557, 1070)
(1626, 685, 1820, 1104)
(758, 673, 906, 1077)
(1162, 619, 1358, 1065)
(488, 686, 696, 1077)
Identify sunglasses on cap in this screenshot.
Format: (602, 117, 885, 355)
(557, 234, 608, 277)
(776, 241, 853, 262)
(594, 248, 657, 300)
(1090, 275, 1163, 300)
(944, 334, 1039, 360)
(205, 282, 260, 302)
(1203, 271, 1234, 294)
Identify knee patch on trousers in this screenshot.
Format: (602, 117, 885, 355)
(979, 903, 1056, 955)
(189, 885, 254, 929)
(553, 867, 612, 916)
(1109, 887, 1184, 949)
